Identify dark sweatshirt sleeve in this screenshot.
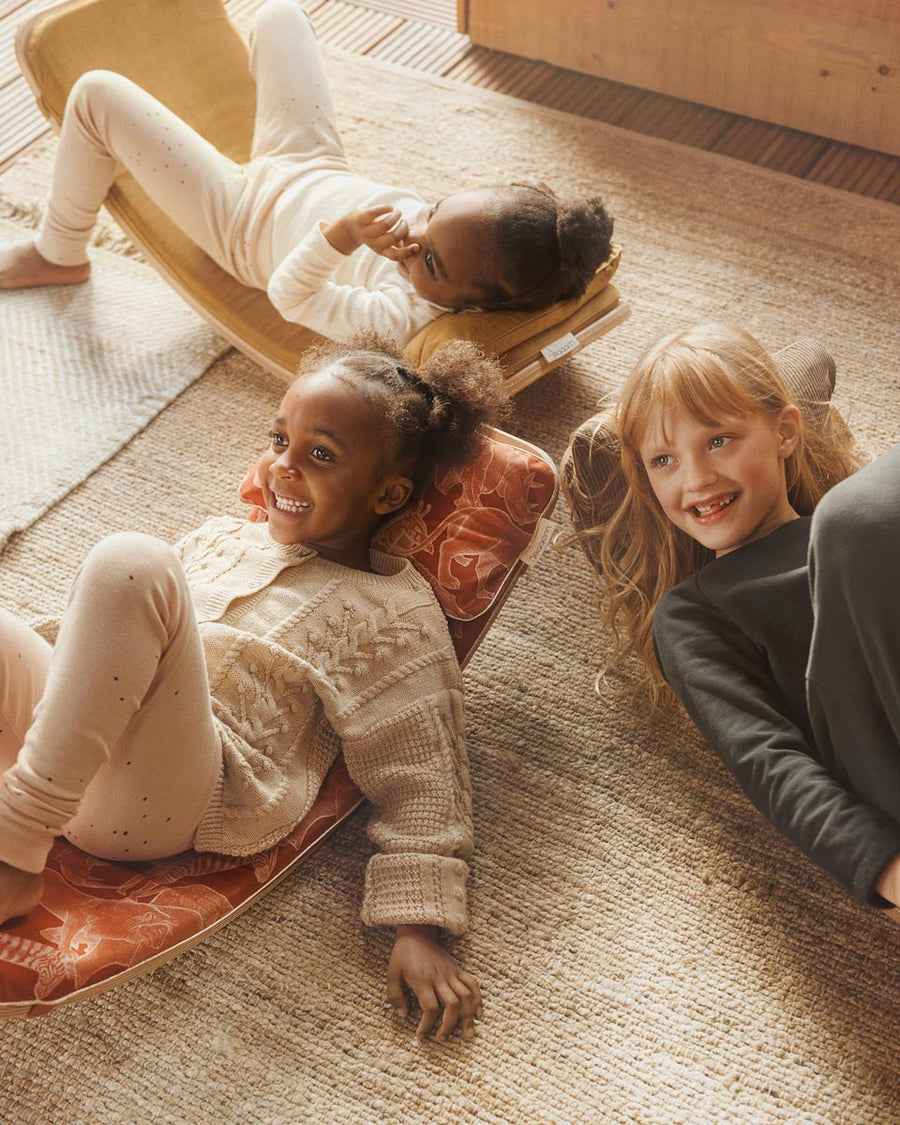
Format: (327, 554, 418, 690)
(653, 583, 900, 906)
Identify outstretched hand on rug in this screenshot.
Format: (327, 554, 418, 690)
(387, 924, 483, 1042)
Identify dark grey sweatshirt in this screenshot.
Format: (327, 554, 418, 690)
(653, 517, 900, 906)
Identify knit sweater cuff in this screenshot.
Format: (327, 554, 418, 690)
(360, 853, 469, 935)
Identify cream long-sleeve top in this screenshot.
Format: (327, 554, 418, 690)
(264, 169, 447, 344)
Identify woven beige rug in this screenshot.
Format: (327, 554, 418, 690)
(0, 206, 228, 550)
(1, 48, 899, 1125)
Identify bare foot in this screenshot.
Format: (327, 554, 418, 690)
(0, 241, 90, 289)
(0, 860, 44, 924)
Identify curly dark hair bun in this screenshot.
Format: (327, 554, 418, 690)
(476, 184, 614, 312)
(416, 338, 511, 473)
(555, 197, 615, 302)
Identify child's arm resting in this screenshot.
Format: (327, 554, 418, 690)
(338, 686, 478, 1039)
(267, 224, 438, 341)
(653, 587, 900, 906)
(340, 688, 472, 935)
(876, 854, 900, 907)
(387, 924, 483, 1041)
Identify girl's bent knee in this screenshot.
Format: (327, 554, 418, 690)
(259, 0, 307, 19)
(69, 69, 127, 110)
(71, 535, 187, 635)
(79, 533, 179, 590)
(253, 0, 314, 38)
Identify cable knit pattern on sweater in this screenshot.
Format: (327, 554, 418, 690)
(177, 517, 471, 933)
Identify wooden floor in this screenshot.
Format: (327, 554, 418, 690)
(1, 0, 897, 203)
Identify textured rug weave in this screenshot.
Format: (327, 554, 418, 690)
(0, 210, 227, 550)
(1, 44, 899, 1125)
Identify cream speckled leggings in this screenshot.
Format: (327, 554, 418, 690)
(35, 0, 348, 287)
(0, 534, 221, 873)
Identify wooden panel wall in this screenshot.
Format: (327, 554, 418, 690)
(462, 0, 900, 156)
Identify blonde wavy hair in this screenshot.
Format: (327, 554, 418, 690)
(594, 323, 864, 704)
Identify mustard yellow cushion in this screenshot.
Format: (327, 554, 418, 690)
(17, 0, 624, 386)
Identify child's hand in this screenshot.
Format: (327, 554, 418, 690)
(876, 853, 900, 907)
(386, 923, 483, 1042)
(324, 206, 418, 261)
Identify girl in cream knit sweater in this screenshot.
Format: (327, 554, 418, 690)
(0, 335, 507, 1041)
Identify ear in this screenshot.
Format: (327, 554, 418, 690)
(374, 475, 414, 515)
(776, 404, 802, 460)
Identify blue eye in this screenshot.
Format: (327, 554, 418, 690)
(650, 454, 673, 469)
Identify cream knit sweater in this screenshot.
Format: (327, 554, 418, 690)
(179, 517, 472, 935)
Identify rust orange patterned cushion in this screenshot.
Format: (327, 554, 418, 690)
(1, 432, 557, 1017)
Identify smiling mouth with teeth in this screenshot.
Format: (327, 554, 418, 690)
(274, 493, 311, 514)
(691, 494, 737, 517)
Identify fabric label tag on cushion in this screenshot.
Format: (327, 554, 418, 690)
(540, 332, 580, 364)
(519, 518, 559, 567)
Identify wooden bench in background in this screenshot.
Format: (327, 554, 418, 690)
(460, 0, 899, 157)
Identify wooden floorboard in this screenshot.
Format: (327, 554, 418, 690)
(0, 0, 896, 204)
